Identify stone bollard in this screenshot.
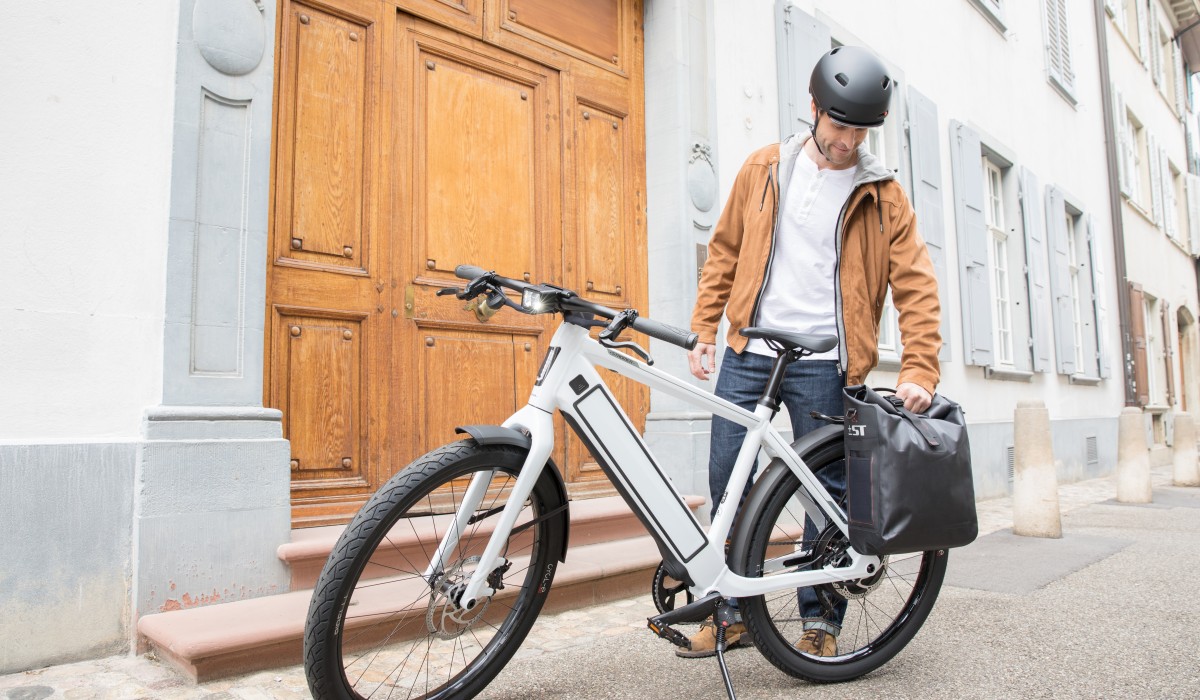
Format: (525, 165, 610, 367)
(1012, 400, 1062, 538)
(1116, 406, 1152, 503)
(1173, 413, 1199, 486)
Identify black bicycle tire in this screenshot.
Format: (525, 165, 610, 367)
(304, 440, 563, 700)
(739, 437, 949, 683)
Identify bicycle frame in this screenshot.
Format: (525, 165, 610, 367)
(442, 320, 881, 610)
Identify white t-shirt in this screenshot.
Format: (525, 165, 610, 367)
(745, 149, 856, 359)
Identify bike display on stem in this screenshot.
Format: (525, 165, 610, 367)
(303, 265, 948, 700)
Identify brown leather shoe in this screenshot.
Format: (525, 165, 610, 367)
(675, 620, 751, 658)
(795, 628, 837, 656)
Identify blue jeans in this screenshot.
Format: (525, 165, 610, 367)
(708, 347, 846, 634)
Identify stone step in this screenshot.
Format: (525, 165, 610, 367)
(139, 494, 706, 682)
(278, 494, 703, 590)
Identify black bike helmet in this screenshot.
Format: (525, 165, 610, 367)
(809, 46, 892, 128)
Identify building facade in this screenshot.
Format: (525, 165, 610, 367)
(2, 0, 1196, 673)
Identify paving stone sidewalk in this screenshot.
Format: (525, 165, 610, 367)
(0, 465, 1178, 700)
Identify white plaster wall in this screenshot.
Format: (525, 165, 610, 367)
(711, 0, 1127, 424)
(0, 1, 179, 440)
(1107, 15, 1199, 358)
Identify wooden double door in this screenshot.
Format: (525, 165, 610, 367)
(267, 0, 649, 526)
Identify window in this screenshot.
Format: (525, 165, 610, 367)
(1044, 0, 1075, 99)
(1165, 159, 1182, 242)
(950, 120, 1037, 375)
(1065, 213, 1085, 371)
(1145, 295, 1161, 403)
(984, 158, 1014, 366)
(877, 288, 899, 358)
(1047, 190, 1107, 379)
(1107, 0, 1129, 36)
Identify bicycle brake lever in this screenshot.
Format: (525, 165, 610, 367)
(600, 338, 654, 366)
(436, 287, 459, 297)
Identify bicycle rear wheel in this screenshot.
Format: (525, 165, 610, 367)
(737, 436, 948, 683)
(304, 440, 565, 700)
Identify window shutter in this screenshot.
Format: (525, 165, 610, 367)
(1045, 0, 1074, 92)
(1149, 132, 1163, 227)
(1020, 167, 1052, 372)
(1149, 0, 1162, 86)
(1186, 172, 1200, 256)
(1162, 301, 1175, 406)
(1114, 88, 1130, 195)
(1161, 149, 1171, 240)
(949, 120, 993, 367)
(774, 2, 830, 138)
(1129, 282, 1150, 406)
(1086, 216, 1111, 379)
(1046, 0, 1064, 84)
(1174, 42, 1187, 117)
(1076, 215, 1099, 377)
(1044, 186, 1077, 375)
(1137, 0, 1150, 67)
(907, 87, 951, 363)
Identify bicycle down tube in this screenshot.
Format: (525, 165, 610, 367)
(449, 319, 881, 610)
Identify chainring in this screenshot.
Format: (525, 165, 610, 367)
(651, 561, 695, 614)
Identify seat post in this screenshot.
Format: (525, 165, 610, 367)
(757, 348, 799, 414)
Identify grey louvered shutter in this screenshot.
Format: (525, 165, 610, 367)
(949, 120, 993, 366)
(1086, 215, 1111, 378)
(1137, 0, 1150, 67)
(775, 2, 830, 138)
(1046, 0, 1074, 93)
(1187, 172, 1200, 256)
(1020, 167, 1052, 372)
(1174, 42, 1187, 117)
(1114, 88, 1130, 195)
(1149, 132, 1163, 226)
(1162, 148, 1177, 240)
(907, 87, 951, 363)
(1045, 186, 1078, 375)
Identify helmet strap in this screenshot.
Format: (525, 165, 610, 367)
(810, 111, 833, 163)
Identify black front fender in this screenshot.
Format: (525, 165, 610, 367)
(455, 425, 571, 563)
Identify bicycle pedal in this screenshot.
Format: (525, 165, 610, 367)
(646, 619, 692, 649)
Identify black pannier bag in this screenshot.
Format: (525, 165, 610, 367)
(842, 385, 978, 556)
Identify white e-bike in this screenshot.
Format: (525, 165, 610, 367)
(304, 266, 947, 700)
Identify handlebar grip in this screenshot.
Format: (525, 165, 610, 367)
(631, 316, 698, 351)
(455, 264, 490, 281)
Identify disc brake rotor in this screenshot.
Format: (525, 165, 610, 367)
(426, 556, 491, 640)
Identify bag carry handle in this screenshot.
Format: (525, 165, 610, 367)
(871, 387, 943, 449)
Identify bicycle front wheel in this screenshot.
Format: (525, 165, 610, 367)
(737, 436, 948, 683)
(304, 440, 565, 700)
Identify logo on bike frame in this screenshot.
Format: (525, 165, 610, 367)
(848, 425, 866, 437)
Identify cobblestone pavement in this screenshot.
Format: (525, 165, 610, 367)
(0, 466, 1178, 700)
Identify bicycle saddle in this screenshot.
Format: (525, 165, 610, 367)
(739, 327, 838, 355)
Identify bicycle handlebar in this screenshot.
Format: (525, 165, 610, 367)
(453, 264, 698, 351)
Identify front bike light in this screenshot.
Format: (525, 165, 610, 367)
(521, 288, 551, 314)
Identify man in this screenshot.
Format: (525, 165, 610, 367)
(679, 46, 942, 659)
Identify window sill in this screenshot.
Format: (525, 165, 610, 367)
(1124, 197, 1157, 227)
(1048, 74, 1078, 107)
(1143, 404, 1170, 415)
(967, 0, 1007, 36)
(1068, 374, 1102, 386)
(984, 366, 1034, 382)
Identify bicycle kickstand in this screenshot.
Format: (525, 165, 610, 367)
(712, 600, 739, 700)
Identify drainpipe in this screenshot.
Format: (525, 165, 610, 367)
(1094, 0, 1139, 407)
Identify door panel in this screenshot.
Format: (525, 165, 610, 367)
(270, 0, 647, 526)
(275, 0, 374, 274)
(274, 310, 369, 481)
(417, 44, 540, 278)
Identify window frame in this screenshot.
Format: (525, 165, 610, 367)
(983, 157, 1016, 367)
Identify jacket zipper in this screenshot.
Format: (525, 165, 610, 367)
(750, 160, 780, 326)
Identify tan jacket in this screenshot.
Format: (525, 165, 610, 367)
(691, 135, 942, 393)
